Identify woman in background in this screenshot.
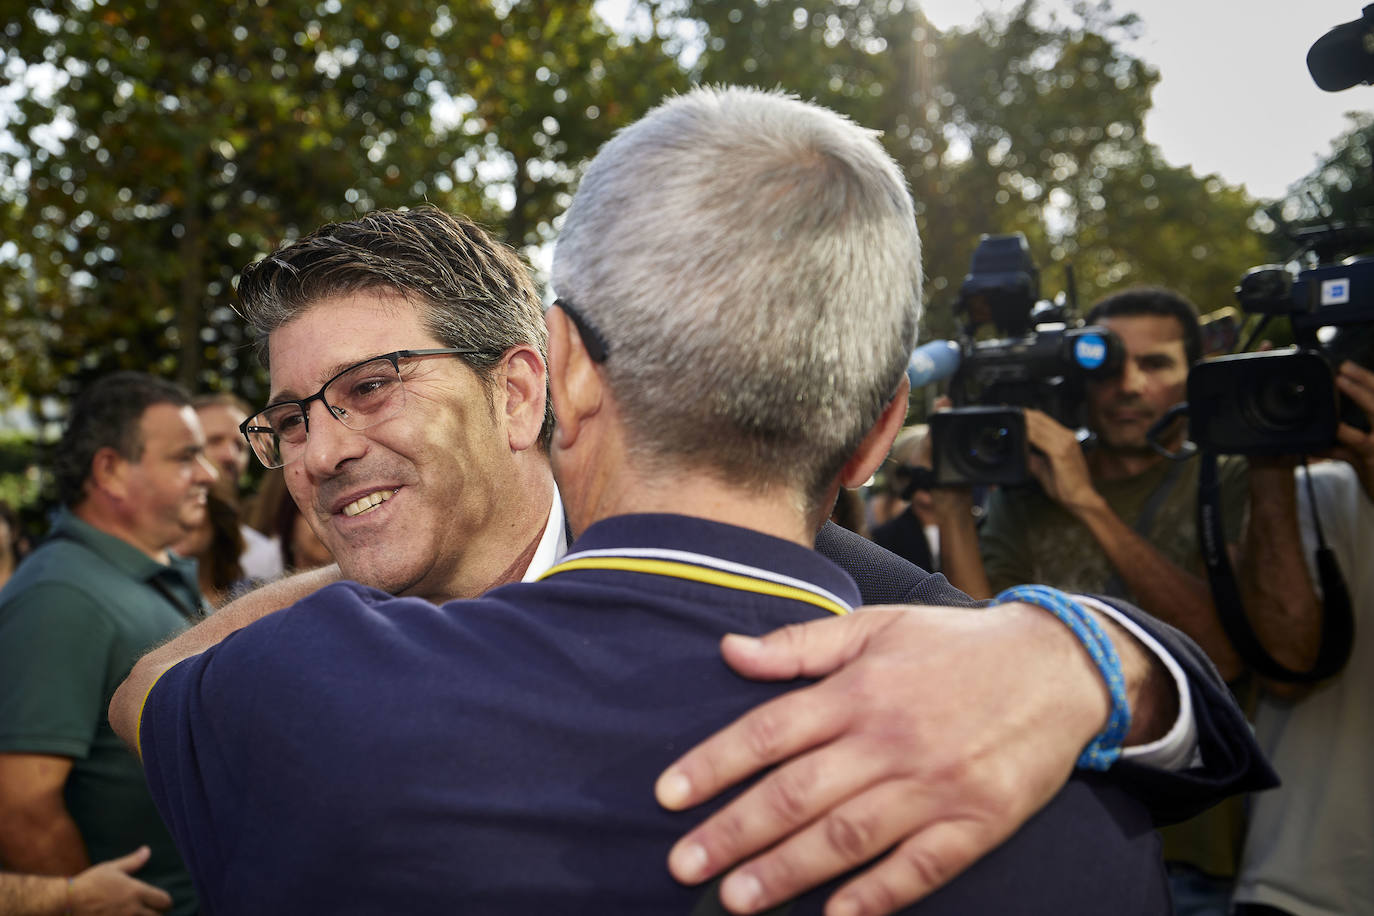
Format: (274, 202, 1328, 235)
(245, 469, 333, 574)
(173, 489, 245, 608)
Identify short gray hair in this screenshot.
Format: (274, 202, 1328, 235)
(237, 206, 552, 444)
(552, 87, 921, 508)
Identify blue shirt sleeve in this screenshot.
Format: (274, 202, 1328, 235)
(139, 580, 406, 894)
(140, 644, 244, 894)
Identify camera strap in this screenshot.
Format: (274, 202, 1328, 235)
(1197, 450, 1354, 683)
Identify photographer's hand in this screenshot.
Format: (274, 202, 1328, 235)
(929, 486, 991, 599)
(1022, 413, 1244, 678)
(1332, 361, 1374, 502)
(1022, 410, 1105, 515)
(927, 397, 992, 598)
(1238, 456, 1324, 695)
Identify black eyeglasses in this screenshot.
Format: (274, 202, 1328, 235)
(553, 298, 609, 363)
(239, 348, 480, 468)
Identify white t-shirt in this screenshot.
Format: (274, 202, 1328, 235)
(1233, 462, 1374, 915)
(239, 525, 285, 581)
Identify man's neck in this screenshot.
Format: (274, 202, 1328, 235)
(472, 508, 549, 592)
(70, 501, 171, 564)
(570, 467, 813, 549)
(416, 461, 559, 602)
(553, 400, 817, 551)
(1088, 445, 1165, 482)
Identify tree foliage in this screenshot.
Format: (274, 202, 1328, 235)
(0, 0, 1314, 436)
(1274, 111, 1374, 237)
(0, 0, 680, 407)
(658, 0, 1271, 342)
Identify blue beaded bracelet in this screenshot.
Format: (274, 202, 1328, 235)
(995, 585, 1131, 770)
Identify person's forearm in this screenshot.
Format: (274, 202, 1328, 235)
(0, 873, 72, 916)
(931, 491, 993, 599)
(955, 596, 1175, 749)
(146, 562, 340, 669)
(1239, 463, 1324, 696)
(175, 563, 342, 656)
(0, 809, 88, 876)
(110, 564, 344, 748)
(1069, 496, 1242, 680)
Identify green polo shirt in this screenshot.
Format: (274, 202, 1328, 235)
(0, 509, 201, 915)
(978, 454, 1253, 879)
(979, 454, 1249, 600)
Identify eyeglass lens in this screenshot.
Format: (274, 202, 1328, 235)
(246, 356, 408, 468)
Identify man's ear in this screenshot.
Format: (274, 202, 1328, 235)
(89, 446, 129, 502)
(546, 304, 604, 451)
(498, 344, 547, 453)
(839, 376, 910, 489)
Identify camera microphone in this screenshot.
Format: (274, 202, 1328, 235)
(1307, 5, 1374, 92)
(906, 340, 962, 388)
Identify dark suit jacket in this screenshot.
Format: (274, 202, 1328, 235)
(813, 520, 1277, 825)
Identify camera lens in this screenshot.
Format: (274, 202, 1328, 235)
(933, 408, 1028, 485)
(1246, 374, 1316, 432)
(960, 422, 1015, 470)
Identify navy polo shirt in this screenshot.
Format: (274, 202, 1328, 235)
(140, 514, 1167, 915)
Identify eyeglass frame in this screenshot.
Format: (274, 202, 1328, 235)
(238, 347, 483, 469)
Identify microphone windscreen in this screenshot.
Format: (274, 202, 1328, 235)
(1308, 18, 1374, 91)
(906, 340, 962, 388)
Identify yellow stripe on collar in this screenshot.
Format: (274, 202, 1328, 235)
(539, 557, 850, 617)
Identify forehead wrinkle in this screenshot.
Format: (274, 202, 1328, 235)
(267, 290, 426, 404)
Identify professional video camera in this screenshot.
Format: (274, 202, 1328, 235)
(1166, 8, 1372, 687)
(925, 232, 1124, 486)
(1185, 222, 1374, 455)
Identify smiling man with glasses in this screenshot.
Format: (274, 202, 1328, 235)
(114, 140, 1270, 912)
(226, 211, 559, 602)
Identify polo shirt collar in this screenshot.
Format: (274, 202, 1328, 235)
(564, 513, 861, 610)
(50, 508, 203, 599)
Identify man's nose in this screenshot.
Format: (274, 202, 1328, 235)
(1118, 360, 1147, 395)
(192, 452, 217, 483)
(300, 399, 369, 476)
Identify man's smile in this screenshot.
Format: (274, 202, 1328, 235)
(342, 489, 396, 518)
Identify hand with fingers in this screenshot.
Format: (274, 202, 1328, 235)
(68, 847, 174, 915)
(1021, 409, 1101, 515)
(1330, 360, 1374, 501)
(656, 602, 1120, 916)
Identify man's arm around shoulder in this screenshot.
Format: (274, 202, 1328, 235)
(110, 564, 343, 749)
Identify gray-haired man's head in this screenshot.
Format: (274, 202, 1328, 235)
(553, 87, 922, 511)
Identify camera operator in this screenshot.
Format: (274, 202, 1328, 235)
(1229, 358, 1374, 916)
(936, 288, 1251, 664)
(932, 286, 1256, 913)
(870, 424, 938, 570)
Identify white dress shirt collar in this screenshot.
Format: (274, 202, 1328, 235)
(522, 483, 568, 582)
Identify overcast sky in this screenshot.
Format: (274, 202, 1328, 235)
(918, 0, 1368, 200)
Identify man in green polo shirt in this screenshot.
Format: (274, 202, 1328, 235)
(0, 371, 213, 916)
